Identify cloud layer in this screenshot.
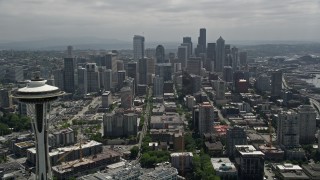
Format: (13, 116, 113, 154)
(0, 0, 319, 42)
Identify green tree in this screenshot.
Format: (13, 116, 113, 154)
(130, 146, 139, 159)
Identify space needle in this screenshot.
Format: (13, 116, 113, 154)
(14, 75, 64, 180)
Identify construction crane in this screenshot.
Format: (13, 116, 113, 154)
(56, 127, 83, 164)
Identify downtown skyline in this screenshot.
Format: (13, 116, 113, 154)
(0, 0, 319, 43)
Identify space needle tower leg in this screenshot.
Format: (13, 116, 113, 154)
(29, 103, 52, 180)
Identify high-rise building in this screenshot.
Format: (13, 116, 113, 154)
(133, 35, 145, 61)
(215, 36, 225, 72)
(239, 51, 247, 66)
(186, 57, 202, 75)
(77, 67, 87, 95)
(223, 66, 233, 82)
(277, 110, 300, 149)
(235, 145, 265, 180)
(198, 102, 214, 135)
(255, 74, 271, 92)
(102, 69, 113, 91)
(231, 47, 239, 71)
(53, 69, 64, 91)
(195, 28, 206, 56)
(155, 63, 172, 81)
(145, 48, 156, 58)
(271, 70, 282, 97)
(155, 45, 165, 63)
(127, 61, 138, 80)
(297, 105, 317, 144)
(213, 80, 225, 100)
(183, 37, 193, 56)
(147, 58, 156, 84)
(0, 88, 12, 108)
(121, 86, 133, 109)
(138, 58, 148, 85)
(206, 43, 216, 72)
(226, 126, 247, 158)
(153, 75, 163, 97)
(177, 46, 188, 69)
(102, 91, 112, 108)
(86, 63, 100, 93)
(13, 76, 64, 180)
(63, 58, 75, 93)
(104, 110, 137, 137)
(123, 113, 138, 136)
(67, 45, 73, 58)
(117, 70, 126, 90)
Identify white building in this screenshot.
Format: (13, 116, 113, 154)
(211, 158, 237, 179)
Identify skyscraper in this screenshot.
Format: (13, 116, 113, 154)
(277, 110, 300, 149)
(226, 126, 247, 158)
(138, 58, 148, 85)
(155, 63, 172, 81)
(215, 36, 225, 72)
(153, 75, 163, 97)
(133, 35, 145, 61)
(14, 76, 64, 180)
(239, 51, 248, 66)
(67, 45, 73, 58)
(271, 70, 282, 97)
(195, 28, 206, 56)
(53, 69, 64, 91)
(117, 70, 126, 90)
(86, 63, 100, 93)
(183, 37, 193, 56)
(177, 46, 188, 69)
(206, 43, 216, 72)
(297, 105, 317, 144)
(231, 47, 239, 71)
(186, 57, 202, 75)
(198, 102, 214, 135)
(63, 58, 75, 93)
(77, 67, 87, 95)
(127, 61, 138, 81)
(155, 45, 165, 63)
(102, 69, 113, 91)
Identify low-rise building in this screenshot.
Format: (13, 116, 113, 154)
(302, 163, 320, 179)
(275, 163, 309, 180)
(170, 152, 193, 172)
(211, 158, 237, 180)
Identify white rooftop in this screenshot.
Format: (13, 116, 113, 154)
(235, 145, 264, 156)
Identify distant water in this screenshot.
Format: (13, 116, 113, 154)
(306, 74, 320, 88)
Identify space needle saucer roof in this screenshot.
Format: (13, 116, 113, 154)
(14, 78, 64, 100)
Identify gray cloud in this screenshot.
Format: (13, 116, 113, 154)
(0, 0, 319, 42)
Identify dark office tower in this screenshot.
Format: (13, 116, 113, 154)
(226, 126, 247, 158)
(231, 47, 239, 71)
(215, 36, 225, 72)
(186, 57, 202, 75)
(183, 37, 193, 56)
(223, 66, 233, 82)
(239, 51, 248, 66)
(138, 58, 147, 85)
(63, 57, 75, 93)
(225, 44, 231, 54)
(177, 46, 188, 69)
(67, 45, 73, 58)
(271, 70, 282, 97)
(155, 63, 172, 81)
(195, 28, 206, 57)
(77, 67, 87, 95)
(133, 35, 145, 61)
(53, 69, 64, 91)
(103, 53, 117, 73)
(155, 45, 165, 64)
(127, 61, 137, 80)
(103, 69, 113, 91)
(206, 43, 216, 72)
(117, 70, 126, 90)
(86, 63, 100, 93)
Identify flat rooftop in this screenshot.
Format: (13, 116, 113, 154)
(235, 145, 264, 156)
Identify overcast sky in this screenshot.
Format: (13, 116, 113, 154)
(0, 0, 319, 42)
